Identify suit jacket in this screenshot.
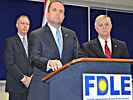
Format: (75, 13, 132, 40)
(27, 23, 84, 100)
(3, 35, 33, 93)
(82, 38, 129, 59)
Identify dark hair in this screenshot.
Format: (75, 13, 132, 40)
(47, 0, 64, 12)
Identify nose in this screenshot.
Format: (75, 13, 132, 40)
(24, 24, 27, 28)
(103, 25, 107, 29)
(24, 23, 29, 27)
(56, 11, 60, 15)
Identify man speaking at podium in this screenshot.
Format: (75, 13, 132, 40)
(27, 1, 85, 100)
(82, 15, 129, 59)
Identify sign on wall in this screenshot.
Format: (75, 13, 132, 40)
(83, 74, 132, 100)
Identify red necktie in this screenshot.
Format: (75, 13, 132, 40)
(105, 41, 111, 58)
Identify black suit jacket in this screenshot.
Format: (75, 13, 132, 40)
(28, 23, 84, 73)
(3, 35, 33, 93)
(82, 38, 129, 59)
(27, 23, 84, 100)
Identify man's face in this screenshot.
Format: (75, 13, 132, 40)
(47, 2, 65, 25)
(16, 17, 30, 36)
(95, 18, 112, 39)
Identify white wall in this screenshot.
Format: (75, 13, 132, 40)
(0, 81, 9, 100)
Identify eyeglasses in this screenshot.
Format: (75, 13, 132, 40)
(98, 23, 110, 27)
(19, 22, 30, 26)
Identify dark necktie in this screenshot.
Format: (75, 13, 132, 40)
(22, 37, 28, 57)
(105, 41, 111, 58)
(56, 30, 63, 58)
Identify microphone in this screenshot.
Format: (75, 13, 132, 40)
(73, 36, 78, 59)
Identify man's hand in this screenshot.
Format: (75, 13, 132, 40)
(49, 60, 62, 71)
(22, 75, 32, 88)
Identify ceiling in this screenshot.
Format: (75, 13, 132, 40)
(62, 0, 133, 7)
(30, 0, 133, 12)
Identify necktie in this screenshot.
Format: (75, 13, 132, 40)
(105, 41, 111, 58)
(56, 30, 63, 58)
(22, 37, 28, 57)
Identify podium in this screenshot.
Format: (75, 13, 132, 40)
(42, 58, 133, 100)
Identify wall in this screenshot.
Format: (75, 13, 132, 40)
(0, 1, 88, 80)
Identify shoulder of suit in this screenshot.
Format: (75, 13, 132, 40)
(31, 27, 44, 33)
(30, 25, 48, 36)
(4, 35, 19, 45)
(82, 38, 97, 46)
(62, 27, 75, 34)
(112, 38, 126, 45)
(5, 35, 18, 41)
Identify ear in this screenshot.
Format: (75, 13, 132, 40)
(95, 26, 97, 31)
(110, 24, 112, 29)
(46, 12, 48, 19)
(16, 23, 18, 28)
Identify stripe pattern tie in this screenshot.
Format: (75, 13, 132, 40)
(22, 37, 28, 57)
(56, 30, 63, 58)
(105, 40, 111, 58)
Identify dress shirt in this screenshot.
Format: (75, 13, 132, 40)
(17, 33, 28, 47)
(17, 33, 28, 81)
(47, 23, 63, 44)
(98, 36, 112, 54)
(46, 23, 63, 71)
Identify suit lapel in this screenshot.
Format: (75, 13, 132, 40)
(61, 28, 68, 59)
(44, 24, 60, 58)
(92, 38, 107, 58)
(15, 35, 28, 59)
(111, 38, 118, 58)
(94, 38, 103, 52)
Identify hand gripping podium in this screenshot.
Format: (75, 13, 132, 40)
(42, 58, 133, 100)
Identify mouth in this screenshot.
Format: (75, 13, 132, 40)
(55, 17, 60, 20)
(23, 29, 27, 31)
(102, 30, 107, 32)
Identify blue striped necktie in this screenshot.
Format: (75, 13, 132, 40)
(22, 37, 28, 57)
(56, 30, 63, 58)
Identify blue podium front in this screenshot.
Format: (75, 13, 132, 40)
(48, 62, 131, 100)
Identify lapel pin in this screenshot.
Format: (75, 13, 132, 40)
(66, 34, 67, 37)
(115, 45, 117, 47)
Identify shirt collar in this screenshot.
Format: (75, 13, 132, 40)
(98, 36, 111, 43)
(47, 23, 61, 33)
(17, 33, 27, 39)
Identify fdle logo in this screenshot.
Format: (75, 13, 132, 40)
(83, 74, 132, 100)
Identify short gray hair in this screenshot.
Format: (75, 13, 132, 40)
(16, 15, 30, 23)
(95, 15, 111, 27)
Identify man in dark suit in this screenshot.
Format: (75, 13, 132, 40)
(82, 15, 129, 59)
(27, 1, 85, 100)
(3, 15, 33, 100)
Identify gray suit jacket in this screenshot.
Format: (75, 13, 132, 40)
(3, 35, 33, 93)
(27, 23, 84, 100)
(82, 38, 129, 59)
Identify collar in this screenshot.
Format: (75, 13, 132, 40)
(47, 23, 61, 33)
(98, 36, 111, 43)
(17, 33, 27, 39)
(47, 23, 63, 39)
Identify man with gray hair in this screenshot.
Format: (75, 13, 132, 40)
(82, 15, 129, 58)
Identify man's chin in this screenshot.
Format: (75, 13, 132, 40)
(54, 21, 61, 24)
(102, 34, 110, 38)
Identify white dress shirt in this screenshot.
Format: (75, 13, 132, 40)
(17, 33, 28, 81)
(47, 23, 63, 45)
(17, 33, 28, 47)
(98, 36, 112, 54)
(46, 23, 63, 71)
